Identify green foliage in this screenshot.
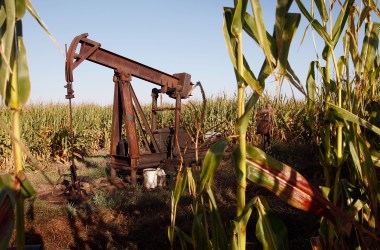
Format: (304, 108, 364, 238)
(296, 0, 380, 248)
(0, 97, 312, 167)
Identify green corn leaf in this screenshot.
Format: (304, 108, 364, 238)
(0, 0, 16, 101)
(274, 0, 293, 55)
(285, 62, 306, 96)
(169, 170, 188, 246)
(348, 140, 362, 179)
(337, 56, 346, 80)
(356, 135, 377, 227)
(25, 0, 64, 55)
(236, 92, 260, 135)
(199, 139, 228, 193)
(243, 12, 277, 84)
(361, 22, 380, 75)
(223, 8, 263, 94)
(207, 189, 228, 250)
(306, 61, 316, 131)
(15, 0, 26, 20)
(173, 171, 187, 205)
(192, 212, 211, 249)
(5, 21, 30, 109)
(278, 13, 301, 76)
(331, 0, 354, 46)
(245, 145, 349, 225)
(314, 0, 328, 25)
(0, 174, 15, 250)
(254, 196, 288, 250)
(295, 0, 332, 47)
(329, 104, 380, 136)
(321, 0, 355, 59)
(0, 4, 5, 27)
(341, 180, 365, 218)
(231, 197, 255, 250)
(231, 0, 248, 37)
(173, 226, 191, 250)
(243, 11, 278, 59)
(249, 0, 276, 66)
(274, 0, 300, 76)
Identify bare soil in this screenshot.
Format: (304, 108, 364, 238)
(9, 142, 322, 250)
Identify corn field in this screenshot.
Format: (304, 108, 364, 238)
(0, 95, 311, 170)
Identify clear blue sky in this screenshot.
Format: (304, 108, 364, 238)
(23, 1, 323, 105)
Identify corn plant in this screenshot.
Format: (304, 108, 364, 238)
(169, 0, 380, 249)
(0, 0, 58, 249)
(170, 0, 335, 249)
(298, 0, 380, 248)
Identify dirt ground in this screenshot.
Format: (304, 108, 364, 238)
(9, 142, 322, 250)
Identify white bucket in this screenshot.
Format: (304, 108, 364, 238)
(156, 168, 166, 187)
(143, 168, 158, 189)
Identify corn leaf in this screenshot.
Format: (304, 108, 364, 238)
(169, 170, 188, 246)
(347, 13, 361, 76)
(206, 189, 228, 250)
(294, 0, 332, 47)
(243, 12, 277, 84)
(314, 0, 328, 25)
(243, 11, 278, 59)
(285, 62, 306, 96)
(173, 171, 187, 211)
(192, 212, 211, 249)
(249, 0, 276, 66)
(322, 0, 355, 59)
(306, 61, 316, 130)
(278, 13, 301, 74)
(236, 92, 260, 135)
(174, 226, 191, 250)
(348, 140, 363, 179)
(277, 13, 301, 76)
(223, 8, 263, 94)
(0, 0, 16, 101)
(199, 139, 228, 193)
(274, 0, 299, 75)
(361, 22, 380, 74)
(0, 4, 5, 26)
(337, 56, 346, 80)
(15, 0, 26, 20)
(254, 195, 288, 250)
(356, 135, 378, 227)
(331, 0, 354, 46)
(231, 0, 248, 37)
(231, 197, 255, 250)
(0, 174, 15, 250)
(4, 21, 30, 109)
(358, 6, 373, 29)
(274, 0, 293, 50)
(245, 145, 347, 224)
(329, 104, 380, 136)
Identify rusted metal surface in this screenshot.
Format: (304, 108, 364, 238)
(65, 33, 204, 184)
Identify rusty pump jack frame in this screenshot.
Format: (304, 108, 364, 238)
(65, 33, 202, 184)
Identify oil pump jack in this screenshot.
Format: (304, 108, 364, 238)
(65, 33, 202, 185)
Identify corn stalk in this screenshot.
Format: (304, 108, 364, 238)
(297, 0, 380, 247)
(0, 0, 59, 249)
